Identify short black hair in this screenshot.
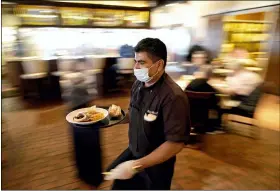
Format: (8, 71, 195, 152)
(186, 45, 212, 64)
(134, 38, 167, 67)
(186, 45, 206, 62)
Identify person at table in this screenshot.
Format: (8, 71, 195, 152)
(185, 45, 209, 75)
(185, 65, 218, 111)
(185, 65, 216, 93)
(185, 65, 222, 132)
(218, 48, 263, 118)
(105, 38, 190, 190)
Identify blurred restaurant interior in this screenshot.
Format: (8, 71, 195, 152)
(1, 0, 280, 190)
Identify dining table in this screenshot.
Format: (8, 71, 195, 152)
(174, 75, 229, 91)
(175, 75, 241, 108)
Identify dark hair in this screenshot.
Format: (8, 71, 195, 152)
(134, 38, 167, 67)
(186, 45, 206, 62)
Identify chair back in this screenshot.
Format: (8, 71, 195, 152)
(234, 83, 263, 118)
(117, 58, 135, 70)
(185, 90, 216, 133)
(87, 57, 106, 70)
(57, 59, 75, 72)
(22, 59, 48, 74)
(75, 58, 87, 72)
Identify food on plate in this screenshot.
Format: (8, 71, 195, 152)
(108, 104, 122, 118)
(73, 105, 105, 122)
(73, 112, 89, 122)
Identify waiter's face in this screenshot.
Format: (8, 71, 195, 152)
(134, 51, 163, 76)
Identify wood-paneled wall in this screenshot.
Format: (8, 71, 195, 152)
(263, 6, 280, 95)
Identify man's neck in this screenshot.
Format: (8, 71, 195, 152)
(144, 71, 164, 87)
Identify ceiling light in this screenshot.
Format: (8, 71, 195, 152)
(20, 14, 57, 18)
(1, 2, 16, 4)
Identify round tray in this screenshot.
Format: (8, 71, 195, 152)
(70, 106, 126, 128)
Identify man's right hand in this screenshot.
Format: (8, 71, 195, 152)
(104, 160, 139, 180)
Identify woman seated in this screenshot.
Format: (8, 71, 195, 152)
(185, 45, 210, 75)
(185, 65, 216, 93)
(185, 66, 221, 133)
(218, 48, 263, 118)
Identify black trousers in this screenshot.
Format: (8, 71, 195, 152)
(106, 148, 176, 190)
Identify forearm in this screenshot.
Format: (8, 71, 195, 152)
(135, 141, 184, 169)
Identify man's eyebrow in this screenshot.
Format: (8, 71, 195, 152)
(135, 59, 146, 63)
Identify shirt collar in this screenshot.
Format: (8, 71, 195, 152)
(140, 72, 166, 91)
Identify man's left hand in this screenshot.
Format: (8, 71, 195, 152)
(104, 160, 139, 180)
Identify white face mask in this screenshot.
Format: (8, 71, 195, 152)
(134, 64, 159, 83)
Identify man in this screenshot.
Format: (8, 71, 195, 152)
(218, 48, 263, 118)
(105, 38, 190, 190)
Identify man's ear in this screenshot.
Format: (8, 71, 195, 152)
(158, 59, 165, 70)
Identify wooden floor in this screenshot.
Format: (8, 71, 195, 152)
(1, 94, 280, 190)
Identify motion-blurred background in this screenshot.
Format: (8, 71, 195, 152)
(1, 0, 279, 190)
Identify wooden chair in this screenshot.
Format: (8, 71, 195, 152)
(185, 91, 216, 148)
(84, 57, 106, 96)
(50, 58, 76, 99)
(116, 58, 135, 89)
(225, 85, 263, 139)
(20, 59, 49, 99)
(116, 58, 134, 73)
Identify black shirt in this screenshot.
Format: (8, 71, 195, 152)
(185, 78, 216, 93)
(185, 78, 219, 109)
(129, 73, 190, 158)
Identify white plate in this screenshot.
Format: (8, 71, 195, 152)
(66, 107, 108, 125)
(180, 75, 195, 81)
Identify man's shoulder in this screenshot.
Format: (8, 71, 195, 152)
(132, 80, 141, 88)
(161, 74, 187, 101)
(131, 80, 141, 94)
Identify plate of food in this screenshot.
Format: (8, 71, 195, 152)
(66, 106, 108, 125)
(108, 104, 123, 119)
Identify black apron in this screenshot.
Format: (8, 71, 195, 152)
(107, 79, 176, 190)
